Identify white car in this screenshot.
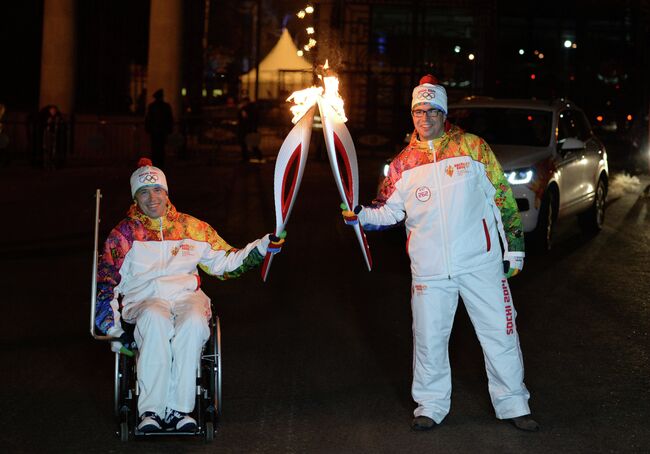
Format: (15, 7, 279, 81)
(447, 98, 609, 251)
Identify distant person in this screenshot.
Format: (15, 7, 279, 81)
(136, 90, 147, 115)
(343, 75, 538, 432)
(237, 97, 265, 163)
(39, 104, 66, 170)
(0, 103, 8, 166)
(95, 158, 286, 433)
(145, 89, 174, 169)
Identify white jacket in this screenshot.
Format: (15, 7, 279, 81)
(359, 126, 525, 280)
(96, 202, 269, 332)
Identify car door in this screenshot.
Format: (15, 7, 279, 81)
(574, 109, 604, 208)
(555, 109, 586, 214)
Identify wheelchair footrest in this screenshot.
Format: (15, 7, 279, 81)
(134, 428, 203, 437)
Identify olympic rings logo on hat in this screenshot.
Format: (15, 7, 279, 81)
(139, 173, 159, 184)
(416, 90, 436, 101)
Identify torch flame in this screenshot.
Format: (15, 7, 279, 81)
(286, 60, 347, 124)
(322, 75, 347, 123)
(286, 87, 322, 124)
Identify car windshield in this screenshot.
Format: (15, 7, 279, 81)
(448, 107, 552, 147)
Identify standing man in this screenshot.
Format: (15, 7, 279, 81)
(39, 104, 66, 170)
(343, 75, 538, 432)
(145, 89, 174, 169)
(96, 158, 285, 432)
(237, 97, 265, 163)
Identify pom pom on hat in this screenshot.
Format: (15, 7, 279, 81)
(137, 157, 153, 167)
(419, 74, 439, 85)
(411, 74, 448, 114)
(130, 157, 168, 198)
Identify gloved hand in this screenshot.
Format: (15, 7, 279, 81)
(341, 203, 362, 225)
(268, 231, 287, 254)
(503, 252, 524, 278)
(108, 323, 135, 357)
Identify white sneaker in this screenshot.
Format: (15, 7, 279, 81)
(137, 411, 162, 433)
(164, 409, 197, 432)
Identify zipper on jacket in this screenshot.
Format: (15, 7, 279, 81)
(159, 217, 164, 270)
(430, 139, 452, 279)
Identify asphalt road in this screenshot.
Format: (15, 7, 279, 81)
(0, 150, 648, 453)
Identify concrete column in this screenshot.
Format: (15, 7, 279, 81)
(39, 0, 76, 114)
(147, 0, 183, 122)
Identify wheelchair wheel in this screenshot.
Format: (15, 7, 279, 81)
(114, 352, 136, 441)
(205, 421, 214, 441)
(114, 353, 121, 418)
(114, 353, 132, 418)
(211, 315, 222, 419)
(201, 314, 222, 440)
(120, 421, 129, 442)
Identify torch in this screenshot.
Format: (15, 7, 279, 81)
(260, 96, 316, 281)
(317, 73, 373, 271)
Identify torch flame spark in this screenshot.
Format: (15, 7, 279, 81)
(322, 75, 347, 123)
(286, 87, 322, 124)
(286, 60, 347, 124)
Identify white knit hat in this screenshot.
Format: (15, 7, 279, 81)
(411, 74, 448, 115)
(130, 158, 168, 198)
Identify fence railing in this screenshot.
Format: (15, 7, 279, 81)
(0, 110, 396, 167)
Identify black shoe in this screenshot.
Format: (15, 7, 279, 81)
(411, 415, 437, 431)
(164, 409, 197, 432)
(507, 414, 540, 432)
(137, 411, 163, 433)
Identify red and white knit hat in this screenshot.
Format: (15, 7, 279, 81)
(129, 158, 168, 198)
(411, 74, 448, 115)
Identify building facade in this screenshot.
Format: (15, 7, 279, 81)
(314, 0, 650, 139)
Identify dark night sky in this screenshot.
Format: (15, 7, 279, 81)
(1, 0, 44, 111)
(75, 0, 150, 113)
(0, 0, 647, 119)
(0, 0, 304, 113)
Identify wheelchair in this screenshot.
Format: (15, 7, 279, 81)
(111, 314, 223, 441)
(90, 189, 222, 441)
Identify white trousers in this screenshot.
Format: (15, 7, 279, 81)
(411, 264, 530, 423)
(126, 291, 211, 417)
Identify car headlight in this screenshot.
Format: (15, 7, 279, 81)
(504, 168, 534, 185)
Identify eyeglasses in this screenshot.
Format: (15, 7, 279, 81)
(412, 108, 443, 118)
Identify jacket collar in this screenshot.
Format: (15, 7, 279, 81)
(127, 201, 179, 229)
(409, 124, 464, 151)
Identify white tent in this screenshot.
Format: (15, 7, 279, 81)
(241, 28, 313, 100)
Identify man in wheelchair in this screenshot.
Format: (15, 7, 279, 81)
(95, 158, 285, 433)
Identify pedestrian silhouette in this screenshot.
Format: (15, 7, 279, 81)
(145, 89, 173, 169)
(38, 105, 66, 170)
(0, 103, 8, 166)
(237, 97, 264, 163)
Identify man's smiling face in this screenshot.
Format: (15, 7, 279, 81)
(412, 105, 446, 141)
(135, 186, 168, 218)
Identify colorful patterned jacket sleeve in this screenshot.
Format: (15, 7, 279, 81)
(470, 135, 525, 254)
(197, 226, 267, 280)
(96, 226, 132, 333)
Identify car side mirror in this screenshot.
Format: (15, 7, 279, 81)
(558, 137, 585, 154)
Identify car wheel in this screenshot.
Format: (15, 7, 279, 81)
(578, 178, 606, 234)
(531, 189, 556, 252)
